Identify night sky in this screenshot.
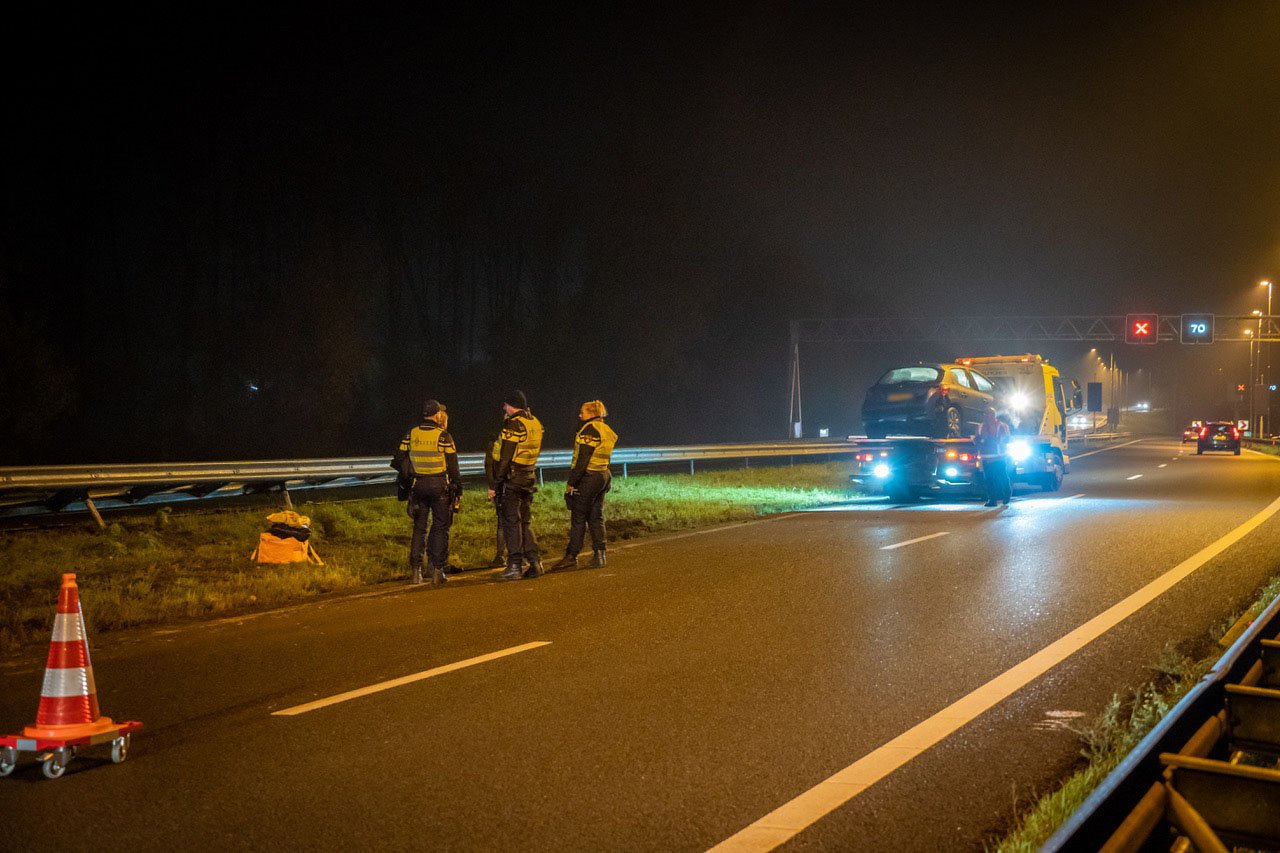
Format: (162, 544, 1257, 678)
(4, 3, 1280, 463)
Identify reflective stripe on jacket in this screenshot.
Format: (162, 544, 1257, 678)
(572, 419, 618, 472)
(407, 424, 455, 476)
(501, 412, 544, 468)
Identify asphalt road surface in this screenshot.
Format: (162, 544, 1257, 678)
(3, 439, 1280, 851)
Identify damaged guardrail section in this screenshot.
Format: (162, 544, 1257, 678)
(1046, 594, 1280, 851)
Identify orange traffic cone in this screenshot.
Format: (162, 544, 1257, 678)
(22, 573, 120, 740)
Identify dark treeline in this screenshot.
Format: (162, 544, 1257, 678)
(0, 7, 865, 464)
(8, 6, 1275, 463)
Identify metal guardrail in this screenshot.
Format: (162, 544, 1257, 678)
(0, 441, 861, 518)
(1045, 594, 1280, 850)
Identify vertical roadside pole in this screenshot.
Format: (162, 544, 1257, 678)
(85, 497, 106, 531)
(282, 485, 294, 510)
(788, 320, 803, 439)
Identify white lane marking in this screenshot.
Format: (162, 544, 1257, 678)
(1033, 710, 1087, 731)
(708, 494, 1280, 852)
(879, 531, 950, 551)
(1061, 493, 1085, 501)
(1071, 438, 1144, 459)
(1127, 474, 1144, 481)
(615, 512, 800, 551)
(272, 642, 552, 716)
(1158, 464, 1167, 468)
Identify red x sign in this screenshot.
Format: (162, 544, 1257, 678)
(1125, 313, 1158, 344)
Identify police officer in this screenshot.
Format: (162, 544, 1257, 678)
(488, 390, 545, 580)
(482, 431, 506, 569)
(550, 400, 618, 570)
(392, 399, 461, 586)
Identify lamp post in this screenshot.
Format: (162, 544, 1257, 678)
(1255, 309, 1266, 435)
(1263, 280, 1273, 436)
(1246, 327, 1255, 434)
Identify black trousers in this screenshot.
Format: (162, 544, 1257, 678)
(567, 470, 611, 555)
(499, 484, 539, 562)
(980, 455, 1011, 504)
(492, 498, 505, 558)
(409, 479, 453, 569)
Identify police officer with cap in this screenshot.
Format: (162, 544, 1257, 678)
(488, 390, 545, 580)
(550, 399, 618, 570)
(393, 399, 461, 586)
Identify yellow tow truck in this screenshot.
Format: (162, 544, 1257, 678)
(956, 354, 1081, 491)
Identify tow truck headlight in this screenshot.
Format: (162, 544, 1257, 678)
(872, 463, 891, 479)
(944, 466, 959, 478)
(1008, 439, 1032, 462)
(1008, 392, 1029, 411)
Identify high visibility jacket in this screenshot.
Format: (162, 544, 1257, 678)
(570, 418, 618, 484)
(398, 423, 457, 477)
(491, 410, 543, 486)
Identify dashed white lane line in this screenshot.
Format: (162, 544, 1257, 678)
(1071, 438, 1144, 459)
(880, 532, 950, 551)
(1158, 464, 1168, 468)
(272, 641, 552, 716)
(1061, 493, 1085, 501)
(1127, 474, 1144, 480)
(707, 494, 1280, 853)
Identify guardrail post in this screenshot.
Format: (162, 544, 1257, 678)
(689, 459, 695, 475)
(85, 497, 106, 531)
(538, 468, 544, 486)
(622, 462, 628, 479)
(744, 457, 750, 468)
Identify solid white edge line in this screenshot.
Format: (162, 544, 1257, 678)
(1071, 438, 1144, 459)
(1127, 474, 1144, 480)
(879, 531, 950, 551)
(708, 493, 1280, 852)
(272, 641, 552, 716)
(1061, 493, 1085, 501)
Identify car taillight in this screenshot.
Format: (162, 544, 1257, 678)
(944, 449, 958, 459)
(959, 453, 971, 461)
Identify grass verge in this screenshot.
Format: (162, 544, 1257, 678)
(0, 462, 856, 652)
(990, 572, 1280, 851)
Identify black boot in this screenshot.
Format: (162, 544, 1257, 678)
(522, 558, 544, 579)
(430, 565, 448, 587)
(496, 558, 524, 581)
(591, 549, 607, 568)
(409, 566, 424, 585)
(549, 552, 578, 571)
(487, 554, 507, 569)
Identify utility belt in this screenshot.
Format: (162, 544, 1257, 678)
(502, 464, 539, 490)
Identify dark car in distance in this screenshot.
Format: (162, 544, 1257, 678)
(1196, 422, 1241, 455)
(862, 363, 997, 439)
